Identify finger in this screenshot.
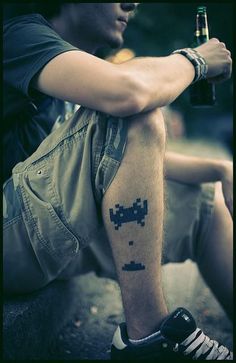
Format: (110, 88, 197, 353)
(207, 75, 228, 84)
(207, 66, 232, 84)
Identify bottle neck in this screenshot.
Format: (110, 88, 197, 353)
(194, 13, 209, 43)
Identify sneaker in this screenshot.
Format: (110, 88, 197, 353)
(111, 307, 233, 360)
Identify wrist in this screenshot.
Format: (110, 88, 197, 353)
(172, 48, 208, 83)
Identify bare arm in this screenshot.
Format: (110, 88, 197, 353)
(32, 39, 231, 118)
(165, 151, 227, 184)
(32, 50, 195, 117)
(165, 151, 233, 217)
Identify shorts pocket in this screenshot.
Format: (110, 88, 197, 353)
(19, 172, 80, 260)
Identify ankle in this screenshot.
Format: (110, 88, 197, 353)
(127, 312, 168, 340)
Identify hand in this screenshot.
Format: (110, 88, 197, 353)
(195, 38, 232, 83)
(220, 160, 233, 218)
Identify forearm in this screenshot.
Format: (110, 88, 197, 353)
(164, 151, 230, 184)
(33, 39, 231, 118)
(119, 54, 195, 112)
(34, 50, 195, 118)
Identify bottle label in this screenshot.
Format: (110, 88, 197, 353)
(201, 28, 209, 37)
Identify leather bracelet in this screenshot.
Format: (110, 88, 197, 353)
(172, 48, 208, 83)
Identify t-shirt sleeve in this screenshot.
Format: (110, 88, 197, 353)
(3, 15, 79, 97)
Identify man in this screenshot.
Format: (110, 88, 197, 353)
(3, 3, 233, 360)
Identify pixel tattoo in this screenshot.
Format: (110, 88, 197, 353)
(109, 198, 148, 230)
(122, 260, 146, 271)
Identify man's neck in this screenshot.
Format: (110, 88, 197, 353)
(49, 16, 97, 55)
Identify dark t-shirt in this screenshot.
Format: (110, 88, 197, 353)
(3, 14, 79, 182)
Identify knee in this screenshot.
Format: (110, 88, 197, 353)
(215, 181, 222, 197)
(214, 181, 225, 209)
(126, 108, 166, 151)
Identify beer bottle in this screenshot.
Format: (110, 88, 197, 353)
(189, 6, 216, 107)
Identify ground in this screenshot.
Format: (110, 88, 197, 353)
(48, 260, 232, 360)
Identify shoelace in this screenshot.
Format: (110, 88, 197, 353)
(174, 328, 233, 360)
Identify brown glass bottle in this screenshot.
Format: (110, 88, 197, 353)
(189, 6, 216, 107)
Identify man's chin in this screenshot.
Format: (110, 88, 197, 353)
(108, 34, 124, 50)
(97, 34, 124, 52)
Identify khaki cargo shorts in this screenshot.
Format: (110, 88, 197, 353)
(3, 107, 215, 294)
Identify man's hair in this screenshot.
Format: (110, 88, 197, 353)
(3, 2, 65, 21)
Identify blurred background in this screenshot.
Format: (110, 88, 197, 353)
(99, 3, 234, 156)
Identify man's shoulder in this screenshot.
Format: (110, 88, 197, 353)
(4, 13, 52, 32)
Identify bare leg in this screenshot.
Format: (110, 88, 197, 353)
(102, 109, 168, 339)
(196, 182, 233, 320)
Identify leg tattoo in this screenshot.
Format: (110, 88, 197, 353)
(109, 198, 148, 230)
(122, 261, 146, 271)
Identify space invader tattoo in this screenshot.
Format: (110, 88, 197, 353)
(109, 198, 148, 230)
(122, 260, 146, 271)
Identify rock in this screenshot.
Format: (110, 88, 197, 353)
(3, 279, 78, 360)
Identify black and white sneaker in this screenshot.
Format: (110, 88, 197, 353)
(111, 307, 233, 360)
